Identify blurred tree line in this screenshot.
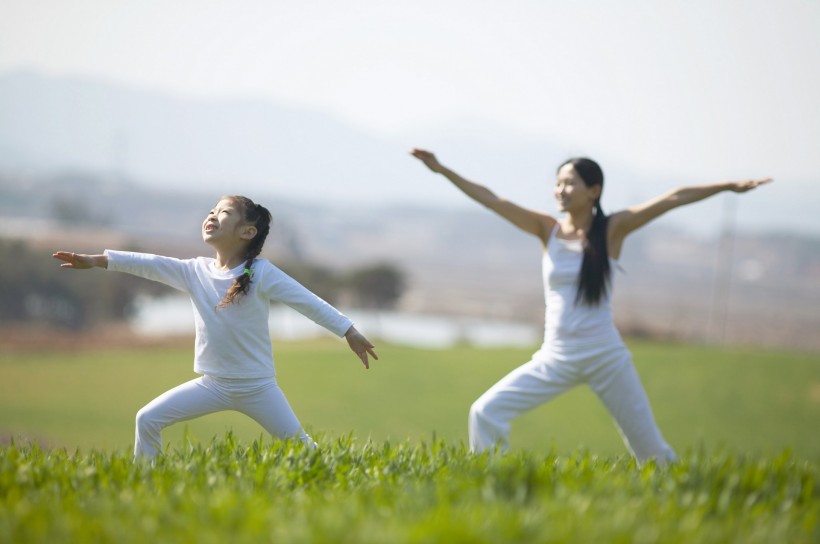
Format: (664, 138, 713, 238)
(0, 240, 167, 330)
(0, 240, 405, 330)
(276, 261, 405, 310)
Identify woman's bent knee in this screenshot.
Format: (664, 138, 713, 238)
(135, 405, 160, 432)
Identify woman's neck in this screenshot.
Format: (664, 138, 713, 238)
(560, 210, 594, 239)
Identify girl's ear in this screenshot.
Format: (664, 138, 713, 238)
(240, 225, 258, 241)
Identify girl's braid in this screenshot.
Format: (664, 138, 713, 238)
(217, 198, 272, 309)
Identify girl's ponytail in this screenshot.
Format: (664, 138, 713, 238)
(217, 198, 272, 309)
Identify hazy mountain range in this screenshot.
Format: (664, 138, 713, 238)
(0, 70, 816, 236)
(0, 70, 567, 208)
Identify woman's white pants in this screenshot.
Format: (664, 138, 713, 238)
(468, 342, 677, 465)
(134, 375, 313, 459)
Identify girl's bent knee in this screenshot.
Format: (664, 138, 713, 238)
(469, 396, 499, 429)
(469, 398, 487, 421)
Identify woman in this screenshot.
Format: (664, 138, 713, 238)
(411, 148, 771, 464)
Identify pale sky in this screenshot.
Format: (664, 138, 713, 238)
(1, 0, 819, 230)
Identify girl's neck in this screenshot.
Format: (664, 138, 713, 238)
(213, 249, 248, 271)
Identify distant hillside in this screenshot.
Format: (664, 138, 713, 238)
(1, 69, 817, 237)
(0, 70, 563, 210)
(0, 70, 408, 203)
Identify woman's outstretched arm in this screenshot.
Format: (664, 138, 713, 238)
(608, 178, 773, 255)
(411, 148, 555, 244)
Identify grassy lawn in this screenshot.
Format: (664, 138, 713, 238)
(1, 338, 818, 543)
(1, 338, 818, 460)
(1, 437, 817, 543)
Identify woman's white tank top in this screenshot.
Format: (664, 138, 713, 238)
(542, 224, 622, 349)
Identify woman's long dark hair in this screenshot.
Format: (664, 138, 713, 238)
(216, 195, 272, 309)
(558, 158, 610, 306)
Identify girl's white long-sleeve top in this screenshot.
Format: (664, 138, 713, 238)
(105, 250, 354, 378)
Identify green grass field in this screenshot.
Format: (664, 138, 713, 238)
(1, 338, 819, 542)
(2, 436, 818, 543)
(1, 338, 819, 459)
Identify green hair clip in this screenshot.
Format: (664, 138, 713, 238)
(243, 267, 253, 277)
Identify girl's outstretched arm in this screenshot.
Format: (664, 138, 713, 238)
(608, 178, 773, 254)
(411, 149, 555, 244)
(344, 325, 378, 369)
(53, 251, 108, 269)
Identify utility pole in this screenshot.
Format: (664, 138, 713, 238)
(708, 195, 737, 345)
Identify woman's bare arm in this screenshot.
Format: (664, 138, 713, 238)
(607, 177, 772, 257)
(411, 149, 555, 244)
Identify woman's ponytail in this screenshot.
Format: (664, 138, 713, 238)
(559, 158, 611, 306)
(575, 200, 610, 306)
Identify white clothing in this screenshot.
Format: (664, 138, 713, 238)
(469, 226, 676, 464)
(541, 233, 620, 348)
(106, 250, 353, 378)
(134, 375, 314, 459)
(105, 250, 353, 458)
(468, 342, 676, 464)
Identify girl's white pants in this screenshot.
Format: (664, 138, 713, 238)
(134, 375, 313, 459)
(468, 341, 677, 465)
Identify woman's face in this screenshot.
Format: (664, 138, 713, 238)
(554, 164, 600, 213)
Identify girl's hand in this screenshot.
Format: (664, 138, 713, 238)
(52, 251, 106, 269)
(727, 177, 773, 193)
(410, 149, 445, 174)
(344, 326, 378, 369)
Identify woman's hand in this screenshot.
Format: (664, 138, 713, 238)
(344, 326, 379, 369)
(410, 149, 445, 174)
(726, 177, 773, 193)
(52, 251, 107, 269)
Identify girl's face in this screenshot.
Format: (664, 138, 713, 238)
(554, 164, 600, 213)
(202, 199, 256, 247)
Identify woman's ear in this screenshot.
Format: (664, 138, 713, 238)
(590, 184, 603, 202)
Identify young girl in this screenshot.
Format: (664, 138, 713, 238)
(411, 149, 771, 465)
(53, 195, 378, 459)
